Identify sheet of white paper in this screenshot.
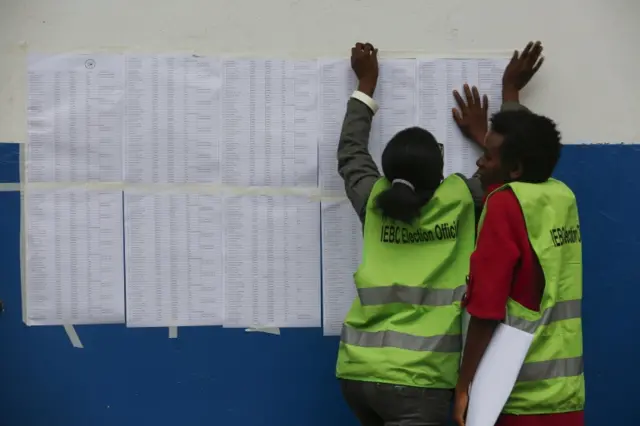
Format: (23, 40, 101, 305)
(417, 59, 448, 156)
(321, 199, 362, 336)
(318, 58, 357, 192)
(466, 324, 534, 426)
(369, 59, 419, 166)
(319, 57, 507, 188)
(418, 58, 508, 177)
(223, 194, 321, 328)
(477, 58, 510, 119)
(27, 54, 124, 183)
(124, 191, 224, 327)
(124, 55, 222, 183)
(24, 189, 125, 325)
(221, 59, 318, 187)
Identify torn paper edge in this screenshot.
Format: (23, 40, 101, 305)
(63, 324, 84, 348)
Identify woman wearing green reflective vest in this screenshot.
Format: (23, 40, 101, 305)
(333, 42, 486, 426)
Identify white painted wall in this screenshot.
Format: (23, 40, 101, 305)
(1, 0, 638, 144)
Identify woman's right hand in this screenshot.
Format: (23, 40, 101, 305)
(351, 42, 379, 97)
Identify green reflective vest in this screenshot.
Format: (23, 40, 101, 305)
(336, 174, 476, 388)
(478, 179, 585, 414)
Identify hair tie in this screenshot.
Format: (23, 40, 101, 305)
(391, 179, 415, 191)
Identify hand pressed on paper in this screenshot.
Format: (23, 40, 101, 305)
(452, 84, 488, 146)
(351, 42, 379, 97)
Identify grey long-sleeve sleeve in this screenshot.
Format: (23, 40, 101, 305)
(336, 97, 381, 223)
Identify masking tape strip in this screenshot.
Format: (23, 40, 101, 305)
(0, 183, 22, 191)
(168, 326, 178, 339)
(3, 181, 354, 202)
(63, 324, 84, 348)
(17, 181, 322, 195)
(245, 327, 281, 335)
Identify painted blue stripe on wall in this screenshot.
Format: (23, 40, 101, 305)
(0, 143, 19, 183)
(0, 143, 637, 426)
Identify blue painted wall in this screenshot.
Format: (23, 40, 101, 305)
(0, 143, 638, 425)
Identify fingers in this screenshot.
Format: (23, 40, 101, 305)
(532, 56, 544, 74)
(353, 42, 376, 55)
(510, 40, 543, 67)
(471, 86, 481, 106)
(525, 41, 542, 68)
(452, 108, 463, 125)
(352, 43, 363, 60)
(454, 86, 483, 111)
(453, 90, 467, 111)
(352, 42, 366, 58)
(531, 41, 543, 59)
(463, 84, 474, 105)
(521, 41, 533, 57)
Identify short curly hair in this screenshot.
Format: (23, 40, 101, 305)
(490, 110, 562, 183)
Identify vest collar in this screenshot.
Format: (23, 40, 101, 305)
(483, 183, 504, 204)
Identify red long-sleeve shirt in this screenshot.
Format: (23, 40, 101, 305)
(465, 184, 584, 426)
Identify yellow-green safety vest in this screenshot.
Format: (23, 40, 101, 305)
(336, 174, 476, 388)
(478, 178, 585, 414)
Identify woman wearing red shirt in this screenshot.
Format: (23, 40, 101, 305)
(450, 42, 585, 426)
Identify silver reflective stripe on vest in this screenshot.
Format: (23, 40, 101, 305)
(341, 325, 461, 353)
(517, 356, 583, 382)
(506, 299, 582, 334)
(358, 284, 466, 306)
